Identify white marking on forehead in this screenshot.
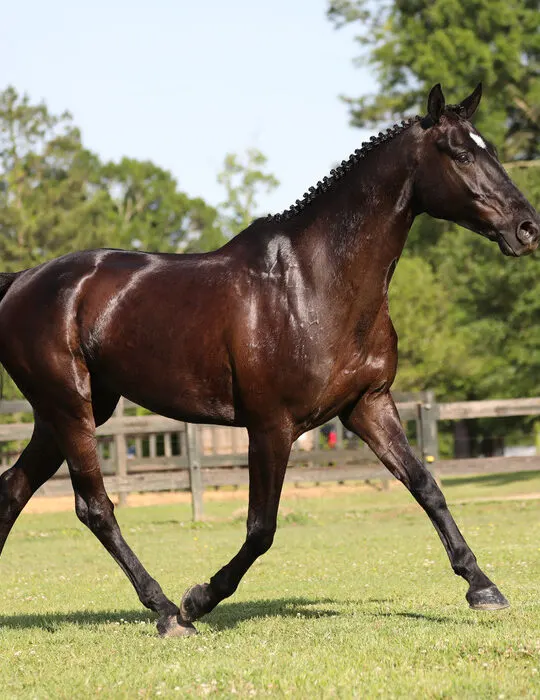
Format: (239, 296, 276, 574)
(469, 131, 486, 149)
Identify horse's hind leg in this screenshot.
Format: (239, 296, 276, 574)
(341, 391, 509, 611)
(43, 383, 196, 637)
(0, 418, 64, 555)
(0, 382, 113, 553)
(181, 426, 292, 622)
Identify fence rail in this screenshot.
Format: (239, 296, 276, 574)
(438, 397, 540, 420)
(0, 393, 538, 520)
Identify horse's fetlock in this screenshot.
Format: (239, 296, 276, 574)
(210, 577, 233, 598)
(181, 583, 215, 622)
(140, 580, 167, 609)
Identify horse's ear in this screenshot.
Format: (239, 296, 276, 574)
(427, 83, 446, 123)
(458, 82, 482, 120)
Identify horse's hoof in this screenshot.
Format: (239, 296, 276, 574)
(157, 614, 198, 638)
(466, 584, 510, 611)
(181, 583, 213, 622)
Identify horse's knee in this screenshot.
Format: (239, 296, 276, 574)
(74, 493, 90, 526)
(88, 499, 115, 535)
(0, 469, 28, 521)
(75, 494, 114, 535)
(246, 524, 275, 557)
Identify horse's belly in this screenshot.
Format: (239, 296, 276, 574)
(90, 336, 237, 425)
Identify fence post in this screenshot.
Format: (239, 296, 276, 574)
(419, 391, 439, 479)
(164, 432, 172, 458)
(335, 421, 344, 449)
(114, 397, 128, 506)
(186, 423, 203, 521)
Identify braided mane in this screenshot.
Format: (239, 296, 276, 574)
(270, 115, 422, 223)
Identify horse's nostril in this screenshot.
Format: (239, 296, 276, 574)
(517, 220, 539, 246)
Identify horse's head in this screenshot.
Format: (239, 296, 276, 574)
(414, 83, 539, 256)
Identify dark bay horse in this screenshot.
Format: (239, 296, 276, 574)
(0, 84, 538, 637)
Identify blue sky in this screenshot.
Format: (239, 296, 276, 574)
(2, 0, 376, 215)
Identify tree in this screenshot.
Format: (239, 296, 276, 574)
(389, 257, 474, 395)
(0, 86, 225, 268)
(217, 148, 279, 238)
(0, 86, 114, 270)
(328, 0, 540, 159)
(100, 158, 224, 254)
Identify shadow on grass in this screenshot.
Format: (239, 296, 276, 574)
(0, 597, 339, 632)
(366, 609, 510, 626)
(205, 597, 339, 630)
(443, 470, 540, 489)
(369, 610, 462, 624)
(0, 608, 154, 631)
(1, 597, 500, 633)
(344, 598, 505, 626)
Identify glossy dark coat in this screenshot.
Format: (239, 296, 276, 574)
(0, 85, 538, 636)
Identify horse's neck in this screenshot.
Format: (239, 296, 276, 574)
(295, 139, 417, 314)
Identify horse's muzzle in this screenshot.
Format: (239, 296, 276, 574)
(498, 219, 539, 257)
(516, 220, 539, 248)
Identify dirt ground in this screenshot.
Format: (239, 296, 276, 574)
(23, 482, 391, 514)
(22, 480, 540, 515)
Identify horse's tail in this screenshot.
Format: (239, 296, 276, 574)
(0, 273, 18, 401)
(0, 273, 17, 305)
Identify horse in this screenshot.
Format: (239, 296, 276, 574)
(0, 84, 537, 637)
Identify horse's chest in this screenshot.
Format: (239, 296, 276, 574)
(301, 322, 397, 422)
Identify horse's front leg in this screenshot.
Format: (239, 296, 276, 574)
(181, 426, 292, 622)
(341, 390, 509, 610)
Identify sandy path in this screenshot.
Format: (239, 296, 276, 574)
(23, 483, 387, 514)
(21, 482, 540, 514)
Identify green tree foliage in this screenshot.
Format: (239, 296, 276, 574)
(0, 87, 113, 270)
(0, 86, 225, 271)
(217, 148, 279, 237)
(328, 0, 539, 159)
(100, 158, 224, 253)
(388, 257, 473, 395)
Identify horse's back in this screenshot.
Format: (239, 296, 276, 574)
(0, 248, 244, 422)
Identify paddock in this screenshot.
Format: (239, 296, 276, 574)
(2, 474, 540, 697)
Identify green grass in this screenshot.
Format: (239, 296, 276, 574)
(2, 474, 540, 698)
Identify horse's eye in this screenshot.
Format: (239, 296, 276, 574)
(455, 152, 472, 165)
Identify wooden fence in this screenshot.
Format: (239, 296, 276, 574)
(0, 393, 539, 520)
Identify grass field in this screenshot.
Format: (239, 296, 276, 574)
(1, 472, 540, 698)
